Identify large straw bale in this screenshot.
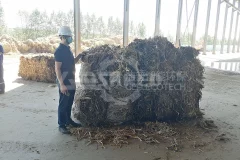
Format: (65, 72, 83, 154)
(1, 41, 12, 53)
(73, 37, 204, 127)
(18, 54, 56, 83)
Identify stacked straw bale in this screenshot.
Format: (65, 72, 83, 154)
(18, 55, 56, 83)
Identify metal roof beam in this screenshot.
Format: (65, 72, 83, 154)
(223, 0, 240, 13)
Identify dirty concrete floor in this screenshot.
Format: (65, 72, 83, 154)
(0, 56, 240, 160)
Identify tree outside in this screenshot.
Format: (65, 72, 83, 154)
(2, 9, 147, 41)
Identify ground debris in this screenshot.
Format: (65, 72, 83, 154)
(193, 141, 209, 149)
(70, 120, 218, 150)
(166, 138, 182, 152)
(70, 122, 171, 148)
(194, 119, 217, 130)
(215, 133, 231, 142)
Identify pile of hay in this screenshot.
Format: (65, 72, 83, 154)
(0, 34, 134, 54)
(0, 35, 19, 53)
(70, 119, 217, 149)
(18, 54, 56, 83)
(73, 37, 204, 126)
(70, 122, 178, 148)
(0, 35, 59, 54)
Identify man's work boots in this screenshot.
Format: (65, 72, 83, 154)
(59, 126, 71, 134)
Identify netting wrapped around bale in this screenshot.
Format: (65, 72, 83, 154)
(18, 55, 56, 83)
(73, 37, 204, 126)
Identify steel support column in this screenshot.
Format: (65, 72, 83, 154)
(191, 0, 199, 47)
(227, 0, 236, 53)
(123, 0, 130, 47)
(238, 1, 240, 52)
(154, 0, 161, 36)
(238, 27, 240, 52)
(213, 0, 221, 54)
(175, 0, 183, 47)
(203, 0, 212, 54)
(221, 1, 229, 54)
(232, 1, 239, 53)
(74, 0, 81, 56)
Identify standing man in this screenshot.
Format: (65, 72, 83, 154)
(0, 44, 4, 94)
(54, 26, 83, 134)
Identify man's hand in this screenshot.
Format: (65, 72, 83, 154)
(55, 61, 66, 94)
(74, 53, 86, 64)
(60, 84, 68, 95)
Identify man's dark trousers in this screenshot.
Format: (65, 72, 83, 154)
(0, 63, 4, 93)
(58, 85, 76, 127)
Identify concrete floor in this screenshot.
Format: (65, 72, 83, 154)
(0, 55, 240, 160)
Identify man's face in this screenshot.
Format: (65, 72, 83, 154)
(63, 36, 73, 45)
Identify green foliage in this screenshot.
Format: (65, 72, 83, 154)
(5, 9, 147, 41)
(0, 0, 5, 34)
(181, 34, 222, 46)
(15, 9, 74, 40)
(136, 23, 146, 38)
(181, 33, 192, 46)
(198, 35, 222, 45)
